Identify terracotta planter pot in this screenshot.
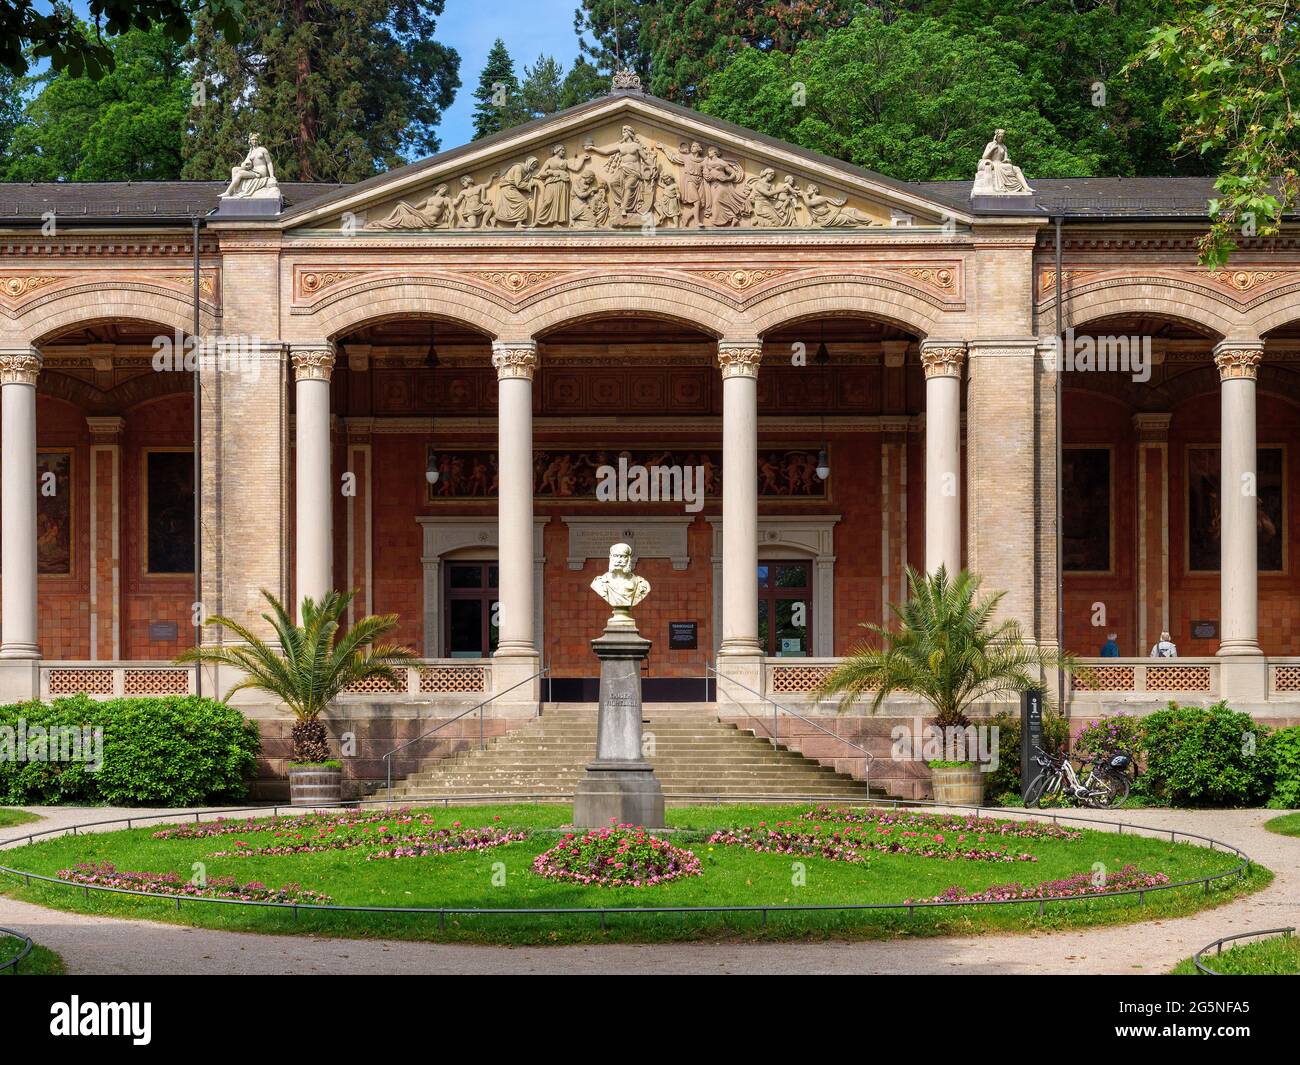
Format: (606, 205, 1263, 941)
(929, 763, 985, 806)
(288, 765, 342, 807)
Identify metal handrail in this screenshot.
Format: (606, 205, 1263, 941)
(1192, 926, 1295, 975)
(708, 662, 873, 796)
(382, 667, 549, 793)
(0, 926, 33, 974)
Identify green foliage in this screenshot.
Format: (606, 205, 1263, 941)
(1073, 712, 1144, 762)
(573, 0, 659, 86)
(521, 55, 566, 121)
(0, 695, 259, 807)
(472, 38, 528, 140)
(2, 26, 188, 181)
(1139, 701, 1273, 807)
(177, 589, 414, 761)
(0, 0, 242, 79)
(816, 566, 1076, 728)
(1266, 726, 1300, 810)
(984, 707, 1070, 798)
(559, 57, 610, 108)
(183, 0, 460, 182)
(1131, 0, 1298, 266)
(700, 12, 1096, 181)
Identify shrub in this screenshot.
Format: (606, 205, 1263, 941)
(1139, 701, 1272, 807)
(1267, 726, 1300, 809)
(984, 707, 1070, 798)
(1073, 712, 1144, 763)
(0, 695, 260, 807)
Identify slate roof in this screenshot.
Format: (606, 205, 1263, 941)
(913, 177, 1221, 219)
(0, 181, 346, 222)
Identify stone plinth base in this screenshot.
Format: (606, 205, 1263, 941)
(573, 764, 665, 829)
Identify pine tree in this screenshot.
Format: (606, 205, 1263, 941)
(558, 57, 610, 109)
(183, 0, 459, 183)
(573, 0, 658, 85)
(521, 55, 565, 120)
(472, 38, 527, 139)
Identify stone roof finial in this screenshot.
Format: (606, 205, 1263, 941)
(610, 68, 643, 93)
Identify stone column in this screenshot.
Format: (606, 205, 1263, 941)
(717, 340, 763, 659)
(290, 343, 335, 618)
(0, 348, 41, 662)
(492, 341, 539, 663)
(1213, 342, 1264, 658)
(921, 340, 966, 575)
(1134, 413, 1172, 656)
(87, 416, 125, 660)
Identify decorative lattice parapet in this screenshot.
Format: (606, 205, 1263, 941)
(491, 340, 538, 380)
(343, 673, 401, 694)
(768, 663, 835, 694)
(1272, 665, 1300, 694)
(46, 668, 114, 696)
(123, 668, 191, 696)
(419, 665, 487, 694)
(1212, 341, 1263, 381)
(1072, 665, 1137, 692)
(717, 339, 763, 379)
(1145, 665, 1213, 692)
(919, 340, 967, 379)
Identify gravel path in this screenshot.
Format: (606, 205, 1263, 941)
(1, 804, 1295, 975)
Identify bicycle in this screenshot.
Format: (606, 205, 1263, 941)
(1024, 745, 1132, 809)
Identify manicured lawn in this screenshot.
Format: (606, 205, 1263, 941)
(0, 809, 40, 828)
(1264, 812, 1300, 837)
(1171, 932, 1300, 975)
(0, 933, 64, 975)
(0, 803, 1269, 945)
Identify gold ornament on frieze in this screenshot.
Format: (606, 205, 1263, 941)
(717, 341, 763, 378)
(472, 270, 561, 294)
(0, 275, 58, 300)
(1206, 269, 1284, 293)
(899, 267, 956, 292)
(1214, 347, 1262, 380)
(0, 353, 42, 385)
(300, 271, 356, 295)
(161, 274, 217, 298)
(696, 268, 784, 291)
(491, 344, 538, 380)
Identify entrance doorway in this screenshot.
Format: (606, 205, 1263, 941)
(758, 560, 812, 657)
(443, 561, 499, 657)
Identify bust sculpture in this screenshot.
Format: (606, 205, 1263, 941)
(591, 542, 650, 627)
(221, 133, 280, 200)
(971, 129, 1034, 196)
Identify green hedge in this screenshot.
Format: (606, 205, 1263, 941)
(1138, 702, 1273, 807)
(0, 695, 259, 807)
(1268, 726, 1300, 809)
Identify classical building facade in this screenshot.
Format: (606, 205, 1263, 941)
(2, 85, 1299, 785)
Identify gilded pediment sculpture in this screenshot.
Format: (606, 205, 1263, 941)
(364, 121, 886, 232)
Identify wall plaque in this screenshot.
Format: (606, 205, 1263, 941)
(1191, 620, 1218, 640)
(149, 621, 179, 642)
(668, 622, 698, 650)
(563, 516, 694, 571)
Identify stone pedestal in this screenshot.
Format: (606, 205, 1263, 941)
(572, 620, 665, 829)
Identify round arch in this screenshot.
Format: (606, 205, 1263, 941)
(1053, 279, 1241, 339)
(747, 276, 944, 339)
(17, 283, 216, 346)
(311, 277, 513, 342)
(514, 274, 739, 338)
(1249, 284, 1300, 337)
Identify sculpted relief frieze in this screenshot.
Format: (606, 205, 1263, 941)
(355, 119, 897, 234)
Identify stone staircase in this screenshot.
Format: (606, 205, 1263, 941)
(374, 703, 889, 803)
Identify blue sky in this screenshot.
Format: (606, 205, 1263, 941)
(434, 0, 587, 151)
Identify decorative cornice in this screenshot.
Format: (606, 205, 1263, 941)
(919, 341, 966, 379)
(491, 340, 538, 380)
(1132, 412, 1173, 442)
(717, 339, 763, 379)
(1213, 343, 1263, 381)
(0, 351, 42, 385)
(290, 345, 337, 382)
(86, 415, 126, 439)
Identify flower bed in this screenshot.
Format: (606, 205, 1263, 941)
(56, 861, 333, 904)
(709, 824, 1038, 863)
(801, 805, 1083, 841)
(208, 823, 525, 859)
(906, 864, 1171, 904)
(532, 824, 701, 887)
(151, 807, 442, 840)
(367, 826, 527, 860)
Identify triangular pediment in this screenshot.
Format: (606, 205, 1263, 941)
(282, 93, 971, 234)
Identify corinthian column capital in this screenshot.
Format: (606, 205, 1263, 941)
(290, 343, 337, 382)
(0, 348, 42, 386)
(919, 340, 967, 379)
(717, 339, 763, 379)
(492, 340, 539, 380)
(1213, 341, 1262, 381)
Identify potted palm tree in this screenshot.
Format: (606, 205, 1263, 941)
(178, 589, 414, 805)
(815, 566, 1076, 805)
